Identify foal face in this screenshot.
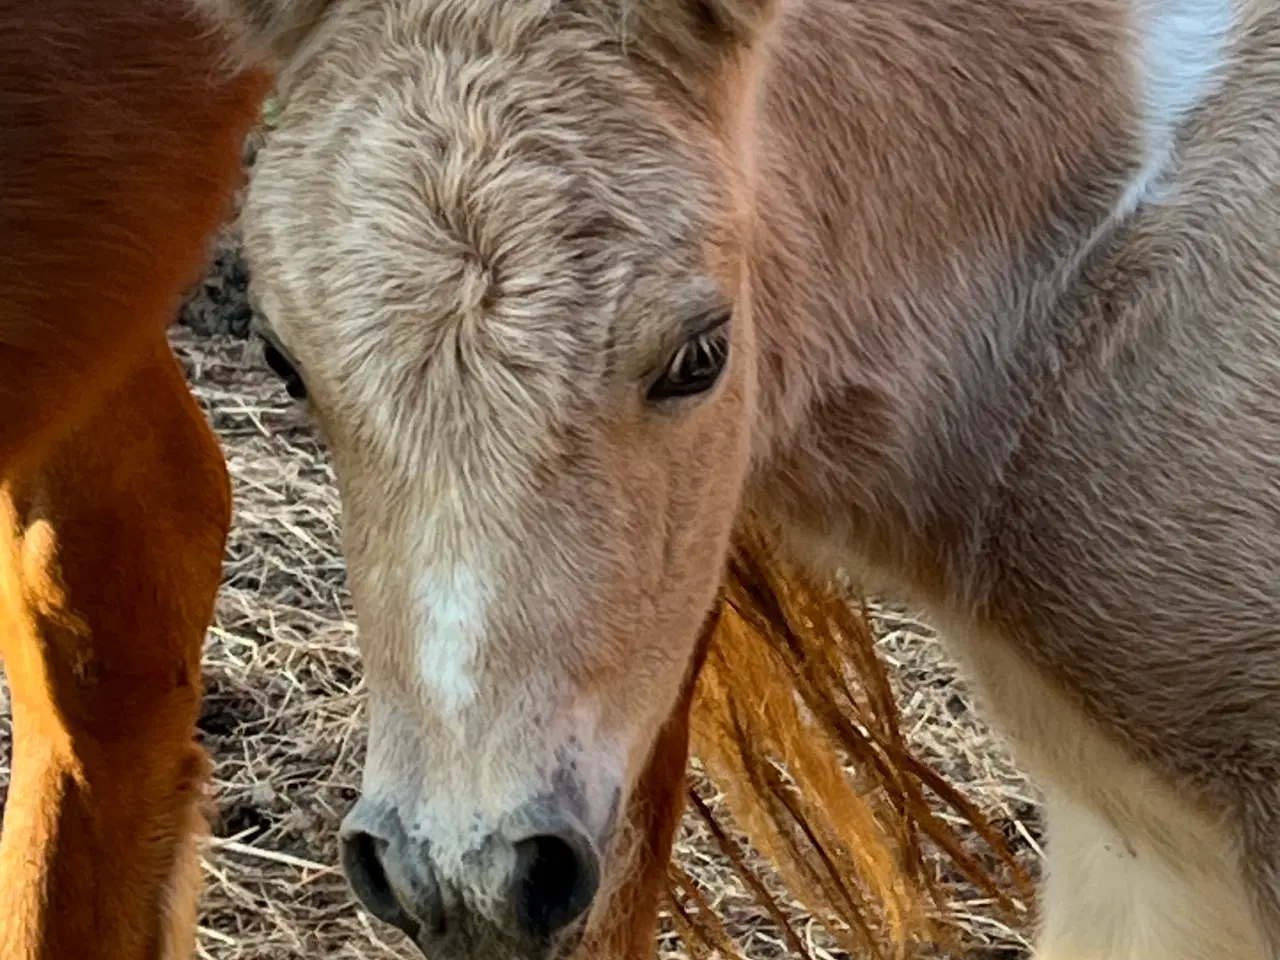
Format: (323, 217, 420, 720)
(243, 3, 766, 955)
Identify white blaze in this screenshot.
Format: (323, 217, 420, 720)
(415, 561, 490, 715)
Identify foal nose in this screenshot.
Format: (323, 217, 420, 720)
(339, 804, 601, 958)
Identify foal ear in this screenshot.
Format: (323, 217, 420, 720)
(627, 0, 778, 76)
(190, 0, 337, 69)
(688, 0, 776, 44)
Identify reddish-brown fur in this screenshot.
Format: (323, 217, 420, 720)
(0, 346, 232, 959)
(0, 3, 265, 957)
(0, 5, 271, 477)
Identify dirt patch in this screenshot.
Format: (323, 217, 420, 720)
(180, 229, 257, 339)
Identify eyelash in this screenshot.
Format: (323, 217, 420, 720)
(646, 315, 732, 403)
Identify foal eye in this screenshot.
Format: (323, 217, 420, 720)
(647, 314, 731, 403)
(260, 336, 309, 401)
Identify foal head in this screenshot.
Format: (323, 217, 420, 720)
(243, 1, 777, 956)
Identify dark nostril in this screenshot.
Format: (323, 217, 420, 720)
(340, 830, 421, 940)
(511, 831, 601, 943)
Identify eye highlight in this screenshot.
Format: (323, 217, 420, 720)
(647, 313, 731, 404)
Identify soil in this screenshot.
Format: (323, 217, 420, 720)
(179, 228, 257, 339)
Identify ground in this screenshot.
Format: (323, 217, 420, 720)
(0, 231, 1044, 959)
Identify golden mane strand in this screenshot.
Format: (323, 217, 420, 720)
(668, 524, 1032, 958)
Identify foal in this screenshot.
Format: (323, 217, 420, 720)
(243, 0, 1280, 958)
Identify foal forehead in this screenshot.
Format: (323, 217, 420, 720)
(254, 5, 722, 469)
(272, 18, 716, 385)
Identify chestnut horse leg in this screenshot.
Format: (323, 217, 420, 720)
(0, 339, 231, 960)
(0, 3, 269, 479)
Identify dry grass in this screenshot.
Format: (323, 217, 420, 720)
(0, 326, 1045, 959)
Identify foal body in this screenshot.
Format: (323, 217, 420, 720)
(747, 2, 1280, 957)
(243, 0, 1280, 957)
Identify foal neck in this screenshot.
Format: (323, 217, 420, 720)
(742, 0, 1236, 583)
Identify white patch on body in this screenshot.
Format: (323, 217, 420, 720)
(415, 562, 490, 715)
(1036, 790, 1265, 960)
(931, 616, 1265, 960)
(1115, 0, 1234, 216)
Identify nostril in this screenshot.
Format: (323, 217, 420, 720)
(340, 830, 420, 940)
(511, 831, 601, 942)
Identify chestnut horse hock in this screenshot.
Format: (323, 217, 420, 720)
(242, 0, 1280, 959)
(0, 2, 1013, 959)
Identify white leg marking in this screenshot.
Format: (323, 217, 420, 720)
(1116, 0, 1234, 215)
(415, 562, 489, 714)
(1036, 790, 1265, 960)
